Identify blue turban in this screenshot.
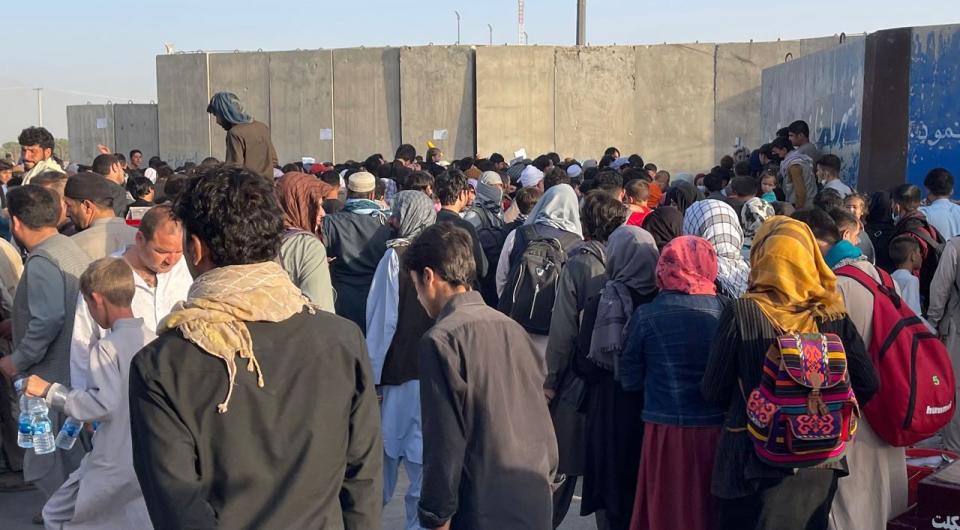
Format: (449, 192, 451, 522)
(206, 92, 253, 125)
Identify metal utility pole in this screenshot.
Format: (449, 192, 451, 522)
(455, 11, 461, 44)
(576, 0, 587, 46)
(488, 24, 493, 45)
(34, 88, 43, 126)
(518, 0, 525, 45)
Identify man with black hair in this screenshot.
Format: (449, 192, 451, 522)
(490, 152, 508, 171)
(593, 170, 624, 200)
(920, 167, 960, 240)
(543, 167, 571, 190)
(406, 223, 558, 530)
(129, 166, 382, 529)
(816, 154, 852, 198)
(789, 119, 820, 160)
(892, 183, 945, 311)
(403, 170, 435, 196)
(0, 185, 91, 517)
(814, 188, 844, 213)
(323, 171, 392, 331)
(380, 144, 418, 185)
(532, 154, 555, 174)
(726, 176, 758, 216)
(318, 170, 345, 214)
(92, 153, 135, 215)
(604, 147, 620, 160)
(703, 171, 727, 201)
(32, 171, 77, 236)
(65, 173, 137, 260)
(128, 150, 144, 174)
(772, 135, 816, 209)
(206, 92, 278, 179)
(18, 126, 64, 185)
(545, 191, 627, 527)
(435, 170, 488, 281)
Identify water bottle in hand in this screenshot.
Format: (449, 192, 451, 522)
(29, 399, 55, 455)
(56, 417, 83, 450)
(16, 394, 32, 449)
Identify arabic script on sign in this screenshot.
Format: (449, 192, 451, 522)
(911, 122, 960, 147)
(932, 515, 960, 530)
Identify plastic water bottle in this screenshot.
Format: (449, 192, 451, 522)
(56, 417, 83, 450)
(13, 377, 32, 449)
(16, 394, 32, 449)
(28, 399, 55, 455)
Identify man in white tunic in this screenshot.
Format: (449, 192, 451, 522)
(24, 257, 154, 529)
(69, 205, 191, 390)
(366, 191, 436, 530)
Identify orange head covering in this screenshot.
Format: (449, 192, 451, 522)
(742, 216, 846, 332)
(647, 182, 663, 209)
(275, 172, 334, 239)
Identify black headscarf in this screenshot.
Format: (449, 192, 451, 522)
(866, 191, 896, 271)
(663, 181, 703, 214)
(641, 206, 684, 251)
(865, 191, 893, 226)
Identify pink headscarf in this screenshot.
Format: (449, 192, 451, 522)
(655, 235, 718, 295)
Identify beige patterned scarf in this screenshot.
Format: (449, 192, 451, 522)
(158, 261, 315, 413)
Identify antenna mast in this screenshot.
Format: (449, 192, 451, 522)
(518, 0, 526, 45)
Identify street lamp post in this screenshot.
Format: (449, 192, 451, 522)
(455, 11, 461, 44)
(487, 24, 493, 45)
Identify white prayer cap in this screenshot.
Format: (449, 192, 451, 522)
(519, 165, 545, 188)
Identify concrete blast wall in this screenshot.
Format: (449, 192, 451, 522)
(400, 47, 476, 160)
(762, 39, 866, 188)
(67, 103, 159, 165)
(157, 53, 210, 168)
(155, 37, 852, 170)
(333, 48, 401, 163)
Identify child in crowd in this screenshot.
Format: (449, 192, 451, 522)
(24, 257, 155, 529)
(759, 171, 777, 203)
(889, 235, 924, 317)
(624, 179, 652, 226)
(845, 192, 868, 224)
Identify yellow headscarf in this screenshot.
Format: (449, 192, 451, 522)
(743, 216, 846, 333)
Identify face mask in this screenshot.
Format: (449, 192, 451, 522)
(891, 212, 901, 223)
(697, 185, 707, 194)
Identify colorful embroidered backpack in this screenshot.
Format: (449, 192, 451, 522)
(745, 333, 860, 467)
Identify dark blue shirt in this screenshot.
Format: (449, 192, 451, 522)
(620, 291, 725, 426)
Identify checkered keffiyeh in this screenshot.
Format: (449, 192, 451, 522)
(682, 199, 751, 297)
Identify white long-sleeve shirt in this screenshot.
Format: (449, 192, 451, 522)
(70, 253, 192, 389)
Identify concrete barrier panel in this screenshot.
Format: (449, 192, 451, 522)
(761, 39, 866, 187)
(554, 46, 638, 162)
(157, 53, 210, 167)
(113, 104, 159, 164)
(207, 52, 271, 161)
(906, 25, 960, 193)
(66, 105, 114, 164)
(476, 46, 556, 159)
(634, 44, 715, 173)
(714, 37, 853, 164)
(400, 46, 476, 160)
(268, 50, 334, 165)
(333, 47, 401, 163)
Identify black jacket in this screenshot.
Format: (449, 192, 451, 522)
(322, 209, 391, 332)
(129, 309, 383, 530)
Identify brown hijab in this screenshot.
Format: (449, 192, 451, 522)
(275, 172, 334, 238)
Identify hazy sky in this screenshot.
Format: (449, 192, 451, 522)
(2, 0, 958, 146)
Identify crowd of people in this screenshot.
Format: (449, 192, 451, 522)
(0, 91, 958, 530)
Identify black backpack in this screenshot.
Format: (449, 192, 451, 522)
(498, 224, 579, 334)
(477, 220, 516, 307)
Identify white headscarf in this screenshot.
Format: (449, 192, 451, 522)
(524, 183, 583, 239)
(682, 199, 750, 297)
